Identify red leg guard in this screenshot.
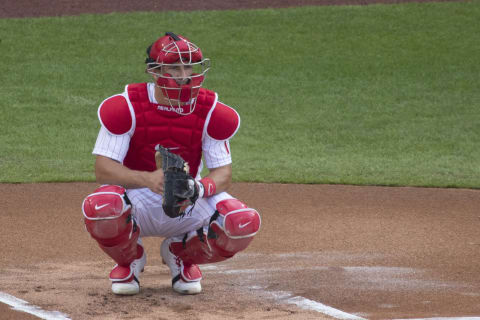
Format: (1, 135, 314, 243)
(170, 199, 261, 265)
(82, 185, 139, 267)
(99, 233, 140, 267)
(110, 244, 145, 282)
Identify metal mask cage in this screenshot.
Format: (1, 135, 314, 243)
(162, 40, 201, 64)
(147, 59, 210, 74)
(146, 59, 211, 115)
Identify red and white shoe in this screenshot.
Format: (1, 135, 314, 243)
(110, 244, 146, 295)
(160, 238, 202, 295)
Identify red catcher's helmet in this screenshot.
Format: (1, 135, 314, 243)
(145, 32, 210, 115)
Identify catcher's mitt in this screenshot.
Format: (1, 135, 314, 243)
(155, 145, 199, 218)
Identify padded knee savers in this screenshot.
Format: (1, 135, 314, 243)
(171, 198, 261, 265)
(82, 185, 139, 266)
(210, 198, 261, 253)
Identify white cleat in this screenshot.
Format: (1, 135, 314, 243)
(160, 238, 202, 295)
(110, 245, 146, 295)
(111, 278, 140, 295)
(172, 278, 202, 295)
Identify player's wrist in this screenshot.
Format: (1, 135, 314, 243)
(197, 177, 216, 198)
(195, 179, 205, 198)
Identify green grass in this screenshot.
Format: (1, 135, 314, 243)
(1, 2, 479, 187)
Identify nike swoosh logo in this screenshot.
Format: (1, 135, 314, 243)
(95, 203, 109, 210)
(238, 221, 252, 229)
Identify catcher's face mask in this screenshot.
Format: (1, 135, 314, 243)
(146, 32, 210, 115)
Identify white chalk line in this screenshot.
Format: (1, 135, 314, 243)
(249, 283, 480, 320)
(207, 264, 365, 319)
(207, 262, 480, 320)
(393, 318, 480, 320)
(286, 296, 367, 319)
(247, 287, 366, 319)
(205, 264, 364, 319)
(2, 258, 478, 320)
(0, 292, 71, 320)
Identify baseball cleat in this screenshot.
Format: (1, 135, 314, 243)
(172, 279, 202, 295)
(110, 244, 146, 295)
(111, 276, 140, 295)
(160, 238, 202, 295)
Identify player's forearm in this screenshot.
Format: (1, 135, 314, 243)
(95, 155, 150, 189)
(203, 164, 232, 195)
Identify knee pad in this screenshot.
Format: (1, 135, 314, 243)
(210, 198, 261, 253)
(170, 199, 261, 265)
(82, 185, 140, 266)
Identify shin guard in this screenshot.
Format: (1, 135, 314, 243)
(170, 199, 261, 264)
(82, 185, 140, 267)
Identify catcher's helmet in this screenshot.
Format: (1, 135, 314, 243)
(145, 32, 210, 115)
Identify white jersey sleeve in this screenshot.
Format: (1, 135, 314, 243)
(202, 134, 232, 169)
(92, 126, 131, 163)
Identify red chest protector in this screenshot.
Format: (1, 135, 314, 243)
(123, 83, 216, 177)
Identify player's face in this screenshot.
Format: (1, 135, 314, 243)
(162, 64, 193, 85)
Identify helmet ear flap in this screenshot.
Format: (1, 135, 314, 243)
(146, 44, 152, 57)
(145, 44, 157, 66)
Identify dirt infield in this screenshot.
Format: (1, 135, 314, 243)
(0, 0, 460, 18)
(1, 1, 479, 319)
(1, 183, 479, 319)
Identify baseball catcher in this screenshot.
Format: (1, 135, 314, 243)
(82, 32, 261, 296)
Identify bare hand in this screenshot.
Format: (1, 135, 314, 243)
(146, 169, 165, 194)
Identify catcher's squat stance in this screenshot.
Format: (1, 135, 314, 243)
(81, 32, 261, 295)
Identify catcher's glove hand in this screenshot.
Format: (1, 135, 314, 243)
(155, 145, 199, 218)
